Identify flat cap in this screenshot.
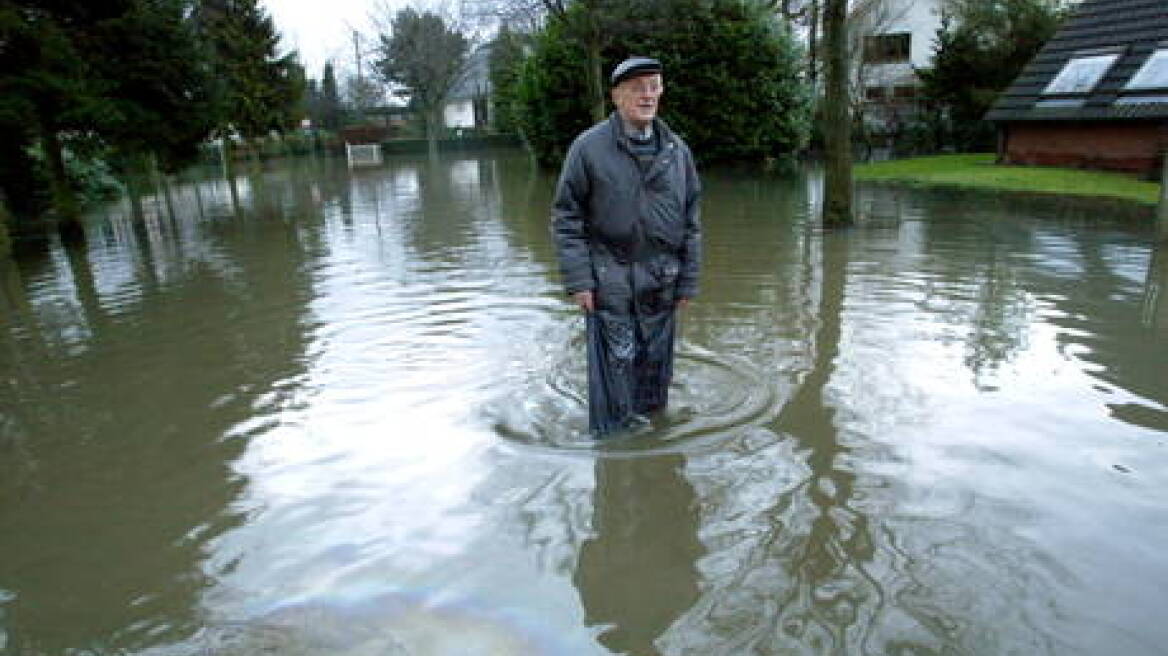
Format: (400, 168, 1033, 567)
(610, 57, 662, 86)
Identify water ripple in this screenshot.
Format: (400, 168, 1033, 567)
(487, 331, 781, 458)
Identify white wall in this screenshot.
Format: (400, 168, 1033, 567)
(444, 100, 475, 129)
(902, 0, 943, 69)
(861, 0, 943, 88)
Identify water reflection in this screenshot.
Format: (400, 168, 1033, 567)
(0, 170, 318, 652)
(769, 227, 877, 651)
(1, 152, 1166, 655)
(574, 454, 702, 654)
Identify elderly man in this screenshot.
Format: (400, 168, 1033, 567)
(551, 56, 702, 436)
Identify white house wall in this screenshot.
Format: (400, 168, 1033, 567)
(902, 0, 942, 69)
(444, 100, 475, 129)
(862, 0, 943, 89)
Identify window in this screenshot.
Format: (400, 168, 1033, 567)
(892, 85, 918, 101)
(864, 33, 911, 64)
(1043, 53, 1119, 95)
(1125, 49, 1168, 90)
(865, 86, 887, 101)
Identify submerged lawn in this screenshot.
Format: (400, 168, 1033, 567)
(855, 153, 1161, 206)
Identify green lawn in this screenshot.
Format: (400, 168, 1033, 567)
(854, 153, 1162, 206)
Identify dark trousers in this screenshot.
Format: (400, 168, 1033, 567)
(586, 308, 676, 436)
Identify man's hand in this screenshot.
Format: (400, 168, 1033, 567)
(677, 297, 690, 309)
(574, 290, 595, 313)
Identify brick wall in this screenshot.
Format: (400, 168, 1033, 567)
(1003, 121, 1168, 176)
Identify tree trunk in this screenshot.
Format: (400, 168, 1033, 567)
(0, 197, 12, 260)
(809, 0, 821, 87)
(247, 139, 262, 171)
(40, 123, 84, 243)
(64, 238, 103, 333)
(223, 139, 242, 217)
(588, 35, 606, 123)
(192, 170, 206, 221)
(159, 171, 178, 225)
(1158, 150, 1168, 244)
(821, 0, 853, 227)
(427, 110, 440, 160)
(122, 157, 147, 225)
(1147, 247, 1167, 331)
(776, 227, 863, 571)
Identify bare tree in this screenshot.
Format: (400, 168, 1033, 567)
(466, 0, 550, 33)
(764, 0, 821, 84)
(373, 6, 471, 158)
(344, 72, 386, 119)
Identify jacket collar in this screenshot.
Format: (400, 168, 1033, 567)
(607, 112, 676, 150)
(607, 112, 679, 183)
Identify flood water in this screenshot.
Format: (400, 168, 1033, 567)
(1, 150, 1166, 655)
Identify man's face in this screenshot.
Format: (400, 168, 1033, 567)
(612, 73, 663, 128)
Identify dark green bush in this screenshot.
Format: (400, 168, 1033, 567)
(507, 0, 812, 168)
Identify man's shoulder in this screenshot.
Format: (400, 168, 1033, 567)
(557, 120, 613, 179)
(569, 120, 613, 154)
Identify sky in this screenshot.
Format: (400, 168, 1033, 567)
(264, 0, 406, 78)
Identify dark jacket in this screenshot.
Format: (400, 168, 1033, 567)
(551, 113, 702, 317)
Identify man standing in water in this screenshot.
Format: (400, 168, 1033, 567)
(551, 56, 702, 435)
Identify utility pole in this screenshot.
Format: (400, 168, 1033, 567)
(353, 30, 362, 85)
(352, 29, 365, 120)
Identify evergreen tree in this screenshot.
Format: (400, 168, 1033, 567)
(94, 0, 218, 172)
(0, 4, 55, 219)
(512, 16, 592, 166)
(487, 25, 529, 137)
(321, 62, 342, 130)
(510, 0, 811, 167)
(0, 0, 218, 241)
(0, 2, 116, 237)
(198, 0, 303, 142)
(918, 0, 1066, 151)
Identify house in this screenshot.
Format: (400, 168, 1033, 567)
(985, 0, 1168, 175)
(444, 45, 491, 130)
(855, 0, 943, 131)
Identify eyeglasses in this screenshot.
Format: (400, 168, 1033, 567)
(622, 79, 663, 94)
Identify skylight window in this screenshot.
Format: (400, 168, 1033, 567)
(1043, 53, 1119, 95)
(1125, 49, 1168, 90)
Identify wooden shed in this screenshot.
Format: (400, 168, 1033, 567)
(985, 0, 1168, 176)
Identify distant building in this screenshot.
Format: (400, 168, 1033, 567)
(444, 45, 491, 130)
(856, 0, 943, 132)
(986, 0, 1168, 174)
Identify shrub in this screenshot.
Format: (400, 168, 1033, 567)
(509, 0, 812, 168)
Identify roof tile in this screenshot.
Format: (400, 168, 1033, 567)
(986, 0, 1168, 122)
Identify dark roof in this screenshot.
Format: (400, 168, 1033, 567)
(448, 45, 490, 101)
(986, 0, 1168, 122)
